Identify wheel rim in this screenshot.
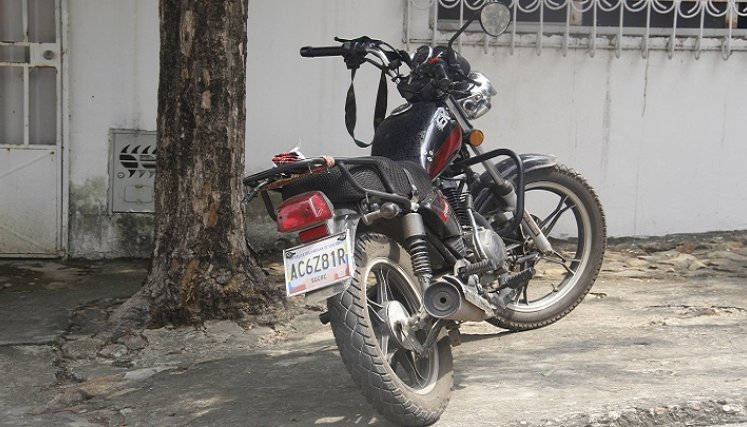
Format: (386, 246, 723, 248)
(363, 259, 439, 393)
(507, 180, 593, 313)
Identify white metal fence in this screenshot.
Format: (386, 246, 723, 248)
(405, 0, 747, 58)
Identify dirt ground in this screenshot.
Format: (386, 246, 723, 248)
(1, 231, 746, 427)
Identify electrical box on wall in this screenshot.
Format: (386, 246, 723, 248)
(109, 129, 156, 213)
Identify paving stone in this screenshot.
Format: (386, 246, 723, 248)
(98, 344, 128, 360)
(62, 337, 104, 360)
(116, 333, 148, 351)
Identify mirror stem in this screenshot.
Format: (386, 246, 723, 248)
(447, 15, 478, 50)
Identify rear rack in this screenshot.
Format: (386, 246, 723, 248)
(242, 157, 331, 187)
(242, 157, 415, 220)
(244, 150, 526, 237)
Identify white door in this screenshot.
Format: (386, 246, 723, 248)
(0, 0, 64, 256)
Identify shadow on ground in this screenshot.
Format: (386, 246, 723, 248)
(97, 350, 393, 427)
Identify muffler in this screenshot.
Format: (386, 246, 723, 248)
(423, 276, 494, 321)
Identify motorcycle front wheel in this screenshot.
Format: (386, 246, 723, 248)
(486, 165, 607, 331)
(327, 233, 453, 426)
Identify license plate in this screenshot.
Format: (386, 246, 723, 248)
(283, 232, 354, 297)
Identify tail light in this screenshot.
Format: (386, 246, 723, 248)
(298, 224, 331, 243)
(276, 191, 334, 234)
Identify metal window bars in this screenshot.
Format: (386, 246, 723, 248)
(0, 0, 62, 146)
(405, 0, 747, 59)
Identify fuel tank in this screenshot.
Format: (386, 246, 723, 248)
(371, 102, 462, 178)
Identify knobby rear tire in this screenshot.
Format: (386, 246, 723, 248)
(327, 233, 453, 426)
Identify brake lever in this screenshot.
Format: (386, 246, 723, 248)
(398, 49, 414, 67)
(335, 35, 378, 45)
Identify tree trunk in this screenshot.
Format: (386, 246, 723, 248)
(110, 0, 284, 333)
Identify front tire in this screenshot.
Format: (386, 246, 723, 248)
(327, 233, 453, 426)
(485, 165, 606, 331)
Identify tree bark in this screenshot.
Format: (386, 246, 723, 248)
(109, 0, 284, 333)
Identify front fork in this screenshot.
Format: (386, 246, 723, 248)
(444, 97, 553, 254)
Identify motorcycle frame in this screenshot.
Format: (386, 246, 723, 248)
(371, 46, 554, 253)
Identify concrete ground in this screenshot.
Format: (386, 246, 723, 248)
(0, 232, 746, 427)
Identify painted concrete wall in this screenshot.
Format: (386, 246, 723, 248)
(67, 1, 158, 257)
(65, 0, 747, 257)
(466, 47, 747, 237)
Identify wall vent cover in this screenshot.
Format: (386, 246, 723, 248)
(109, 129, 156, 213)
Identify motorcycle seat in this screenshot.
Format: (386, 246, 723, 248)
(281, 156, 433, 204)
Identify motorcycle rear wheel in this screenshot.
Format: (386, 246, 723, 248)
(486, 165, 606, 331)
(327, 233, 453, 426)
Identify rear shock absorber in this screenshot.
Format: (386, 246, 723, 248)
(402, 213, 432, 288)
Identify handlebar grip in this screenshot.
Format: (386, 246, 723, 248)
(299, 46, 346, 57)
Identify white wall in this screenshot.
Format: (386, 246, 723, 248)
(465, 47, 747, 236)
(64, 0, 747, 257)
(244, 0, 407, 167)
(66, 1, 159, 257)
(244, 0, 747, 237)
(68, 0, 158, 187)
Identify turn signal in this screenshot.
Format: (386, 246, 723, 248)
(276, 191, 333, 233)
(468, 129, 484, 146)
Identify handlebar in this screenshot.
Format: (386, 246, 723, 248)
(302, 38, 472, 103)
(299, 46, 347, 58)
(300, 41, 398, 78)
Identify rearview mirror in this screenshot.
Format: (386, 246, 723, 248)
(479, 2, 511, 37)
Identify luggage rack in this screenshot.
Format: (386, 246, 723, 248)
(242, 157, 416, 221)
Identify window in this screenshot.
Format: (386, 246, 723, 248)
(405, 0, 747, 58)
(438, 1, 747, 31)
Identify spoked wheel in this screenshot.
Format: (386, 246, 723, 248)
(327, 233, 453, 426)
(486, 165, 606, 331)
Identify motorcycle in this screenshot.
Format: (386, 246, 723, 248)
(243, 2, 606, 425)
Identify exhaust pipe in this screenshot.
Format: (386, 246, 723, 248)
(423, 276, 494, 321)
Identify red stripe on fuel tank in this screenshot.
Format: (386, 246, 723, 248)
(429, 125, 462, 178)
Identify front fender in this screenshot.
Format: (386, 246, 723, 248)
(494, 153, 557, 183)
(471, 153, 557, 213)
(472, 153, 557, 191)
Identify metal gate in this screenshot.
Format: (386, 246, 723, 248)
(0, 0, 64, 256)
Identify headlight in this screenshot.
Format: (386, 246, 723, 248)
(457, 72, 497, 120)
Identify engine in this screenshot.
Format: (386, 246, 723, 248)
(468, 227, 508, 273)
(440, 179, 508, 276)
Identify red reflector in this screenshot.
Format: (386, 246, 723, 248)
(298, 224, 330, 243)
(276, 191, 333, 233)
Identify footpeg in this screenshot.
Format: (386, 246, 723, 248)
(500, 267, 535, 289)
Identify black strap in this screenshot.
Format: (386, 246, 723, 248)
(345, 68, 388, 149)
(374, 70, 388, 129)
